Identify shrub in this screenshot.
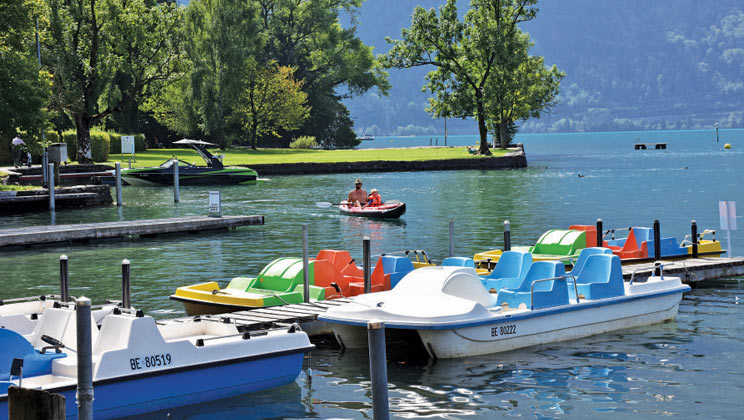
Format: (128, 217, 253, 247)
(63, 130, 77, 158)
(289, 136, 318, 149)
(90, 130, 110, 162)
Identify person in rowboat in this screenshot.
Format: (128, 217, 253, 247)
(365, 188, 382, 207)
(347, 178, 367, 207)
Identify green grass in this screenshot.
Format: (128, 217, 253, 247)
(0, 184, 36, 191)
(105, 146, 509, 168)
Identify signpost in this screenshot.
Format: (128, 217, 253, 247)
(719, 201, 737, 257)
(121, 135, 135, 163)
(209, 191, 221, 217)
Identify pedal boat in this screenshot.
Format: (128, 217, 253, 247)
(1, 295, 121, 336)
(0, 305, 312, 419)
(339, 200, 406, 219)
(121, 139, 257, 186)
(171, 250, 390, 315)
(319, 254, 690, 359)
(603, 226, 724, 262)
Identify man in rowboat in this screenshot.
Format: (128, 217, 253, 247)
(347, 178, 367, 207)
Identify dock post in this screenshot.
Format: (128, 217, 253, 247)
(449, 220, 454, 257)
(122, 259, 131, 309)
(503, 220, 511, 251)
(60, 255, 69, 302)
(596, 219, 603, 247)
(302, 224, 310, 303)
(363, 236, 371, 294)
(8, 386, 66, 420)
(173, 159, 180, 203)
(691, 220, 699, 258)
(653, 219, 661, 275)
(76, 297, 94, 420)
(48, 163, 55, 211)
(367, 320, 390, 420)
(115, 162, 123, 206)
(42, 150, 49, 186)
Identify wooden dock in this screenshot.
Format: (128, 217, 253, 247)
(161, 299, 352, 336)
(622, 257, 744, 283)
(0, 215, 264, 248)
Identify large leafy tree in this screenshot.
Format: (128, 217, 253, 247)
(257, 0, 389, 148)
(45, 0, 182, 162)
(234, 62, 310, 149)
(0, 0, 50, 161)
(485, 33, 563, 147)
(145, 0, 262, 148)
(382, 0, 559, 155)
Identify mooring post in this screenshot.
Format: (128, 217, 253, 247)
(691, 220, 699, 258)
(48, 163, 55, 211)
(302, 224, 310, 303)
(115, 162, 123, 206)
(76, 297, 94, 420)
(363, 236, 371, 294)
(503, 220, 511, 251)
(59, 255, 69, 302)
(173, 159, 180, 203)
(367, 320, 390, 420)
(121, 259, 131, 309)
(653, 219, 661, 275)
(42, 150, 49, 186)
(8, 386, 66, 420)
(449, 220, 455, 257)
(596, 218, 603, 248)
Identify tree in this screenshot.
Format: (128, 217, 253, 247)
(0, 0, 50, 160)
(46, 0, 182, 162)
(257, 0, 389, 147)
(485, 40, 564, 147)
(234, 63, 310, 149)
(382, 0, 559, 155)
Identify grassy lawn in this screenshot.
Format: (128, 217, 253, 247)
(105, 146, 510, 167)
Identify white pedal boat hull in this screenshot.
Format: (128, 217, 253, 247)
(320, 266, 689, 359)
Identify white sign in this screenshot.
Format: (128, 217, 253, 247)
(121, 136, 135, 154)
(719, 201, 737, 231)
(209, 191, 221, 217)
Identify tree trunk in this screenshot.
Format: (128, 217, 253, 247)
(250, 122, 258, 150)
(475, 92, 491, 155)
(75, 115, 93, 164)
(499, 121, 508, 149)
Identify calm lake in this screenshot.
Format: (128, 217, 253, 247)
(1, 129, 742, 418)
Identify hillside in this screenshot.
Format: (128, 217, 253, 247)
(344, 0, 744, 135)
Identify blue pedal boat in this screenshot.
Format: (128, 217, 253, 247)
(0, 305, 313, 419)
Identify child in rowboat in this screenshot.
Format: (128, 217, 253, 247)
(365, 189, 382, 207)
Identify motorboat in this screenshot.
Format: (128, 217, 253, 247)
(171, 250, 391, 315)
(0, 304, 312, 419)
(339, 200, 406, 219)
(319, 253, 690, 359)
(121, 139, 257, 186)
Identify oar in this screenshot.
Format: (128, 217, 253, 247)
(315, 201, 344, 208)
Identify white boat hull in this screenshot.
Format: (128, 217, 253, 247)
(322, 266, 689, 359)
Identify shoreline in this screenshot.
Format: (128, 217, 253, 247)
(246, 145, 527, 176)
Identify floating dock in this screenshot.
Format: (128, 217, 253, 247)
(634, 142, 667, 150)
(622, 257, 744, 283)
(0, 215, 264, 248)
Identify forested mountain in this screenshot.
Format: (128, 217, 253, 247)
(344, 0, 744, 135)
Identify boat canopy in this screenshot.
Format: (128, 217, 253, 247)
(173, 139, 224, 169)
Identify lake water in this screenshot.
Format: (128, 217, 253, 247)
(1, 129, 742, 418)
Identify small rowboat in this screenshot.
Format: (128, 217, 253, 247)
(339, 200, 406, 219)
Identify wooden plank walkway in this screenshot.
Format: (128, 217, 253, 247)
(622, 257, 744, 283)
(160, 298, 352, 336)
(0, 215, 264, 248)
